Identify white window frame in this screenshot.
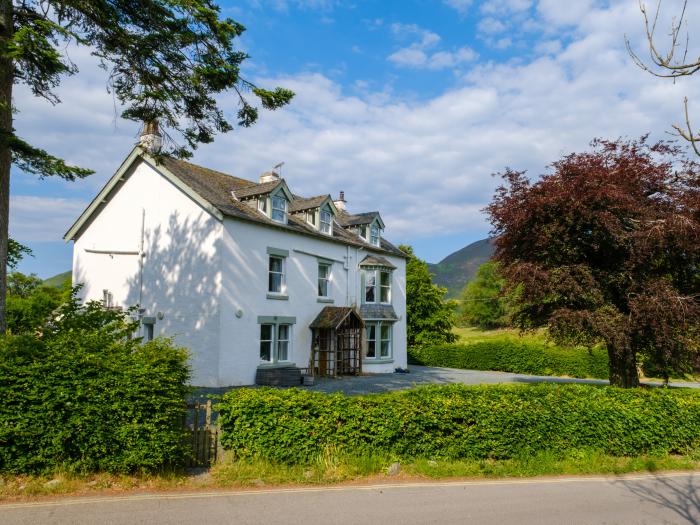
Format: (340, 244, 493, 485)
(259, 323, 293, 363)
(318, 262, 331, 297)
(362, 268, 392, 304)
(307, 210, 317, 227)
(268, 255, 285, 294)
(271, 195, 287, 223)
(370, 223, 380, 246)
(258, 197, 268, 214)
(365, 321, 392, 360)
(260, 323, 274, 362)
(320, 209, 333, 235)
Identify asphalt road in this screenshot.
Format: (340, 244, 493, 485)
(2, 473, 699, 525)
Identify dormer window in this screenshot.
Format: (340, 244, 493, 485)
(370, 223, 380, 246)
(258, 197, 267, 214)
(307, 210, 317, 227)
(320, 209, 332, 235)
(271, 195, 287, 223)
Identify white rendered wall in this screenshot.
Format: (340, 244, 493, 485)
(72, 159, 222, 386)
(219, 218, 407, 386)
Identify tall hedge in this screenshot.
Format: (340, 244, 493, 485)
(0, 295, 191, 474)
(408, 339, 609, 379)
(218, 384, 700, 464)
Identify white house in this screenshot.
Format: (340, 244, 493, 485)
(64, 126, 408, 387)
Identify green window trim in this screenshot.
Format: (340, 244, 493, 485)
(257, 315, 297, 324)
(267, 247, 289, 257)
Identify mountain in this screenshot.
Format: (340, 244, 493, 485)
(427, 238, 495, 298)
(43, 271, 71, 288)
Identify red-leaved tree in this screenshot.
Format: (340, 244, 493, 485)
(487, 138, 700, 387)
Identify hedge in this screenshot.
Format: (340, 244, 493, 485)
(0, 297, 191, 475)
(218, 384, 700, 464)
(408, 338, 609, 379)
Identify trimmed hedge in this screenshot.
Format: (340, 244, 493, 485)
(218, 384, 700, 464)
(408, 338, 609, 379)
(0, 297, 191, 475)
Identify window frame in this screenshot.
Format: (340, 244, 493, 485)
(370, 223, 380, 246)
(271, 195, 288, 223)
(362, 268, 392, 304)
(318, 262, 331, 298)
(365, 321, 392, 361)
(259, 322, 293, 364)
(320, 209, 333, 235)
(268, 255, 285, 294)
(260, 323, 274, 362)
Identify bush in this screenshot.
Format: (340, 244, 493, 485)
(0, 292, 191, 474)
(218, 384, 700, 465)
(408, 338, 609, 379)
(6, 272, 68, 334)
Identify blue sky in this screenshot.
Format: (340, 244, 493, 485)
(9, 0, 700, 277)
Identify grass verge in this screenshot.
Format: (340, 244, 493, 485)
(3, 451, 699, 502)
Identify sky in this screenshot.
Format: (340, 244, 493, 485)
(9, 0, 700, 277)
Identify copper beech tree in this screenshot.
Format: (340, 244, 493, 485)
(487, 138, 700, 388)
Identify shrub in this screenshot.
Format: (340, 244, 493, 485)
(218, 384, 700, 465)
(6, 272, 68, 334)
(0, 292, 191, 474)
(408, 338, 609, 379)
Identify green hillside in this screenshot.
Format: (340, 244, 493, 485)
(427, 238, 495, 298)
(43, 271, 71, 288)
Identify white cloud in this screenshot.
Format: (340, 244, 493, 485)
(443, 0, 473, 15)
(481, 0, 533, 15)
(10, 0, 700, 256)
(478, 17, 508, 34)
(10, 196, 87, 242)
(387, 23, 477, 71)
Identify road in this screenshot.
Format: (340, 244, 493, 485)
(2, 473, 699, 525)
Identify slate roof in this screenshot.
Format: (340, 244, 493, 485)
(233, 180, 284, 199)
(309, 306, 363, 329)
(160, 156, 406, 258)
(359, 304, 399, 321)
(359, 255, 397, 269)
(289, 194, 329, 212)
(337, 210, 381, 227)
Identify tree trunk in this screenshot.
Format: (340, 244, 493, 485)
(0, 0, 12, 333)
(607, 344, 640, 388)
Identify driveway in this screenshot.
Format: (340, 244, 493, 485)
(305, 365, 700, 395)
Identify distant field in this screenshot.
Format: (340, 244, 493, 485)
(449, 326, 698, 382)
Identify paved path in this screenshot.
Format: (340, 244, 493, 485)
(2, 473, 699, 524)
(306, 365, 700, 395)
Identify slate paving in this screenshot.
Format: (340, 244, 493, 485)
(304, 365, 700, 395)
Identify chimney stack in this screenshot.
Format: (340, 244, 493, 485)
(139, 120, 162, 153)
(334, 191, 347, 211)
(259, 171, 280, 184)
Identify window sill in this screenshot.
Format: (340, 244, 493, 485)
(266, 293, 289, 301)
(257, 362, 297, 369)
(363, 358, 394, 365)
(317, 297, 334, 303)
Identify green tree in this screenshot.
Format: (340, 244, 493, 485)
(401, 245, 458, 346)
(0, 0, 294, 332)
(7, 238, 31, 270)
(487, 138, 700, 388)
(6, 271, 67, 333)
(460, 260, 511, 329)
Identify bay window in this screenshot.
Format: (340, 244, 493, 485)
(363, 268, 392, 304)
(365, 321, 392, 360)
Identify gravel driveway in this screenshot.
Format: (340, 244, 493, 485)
(304, 365, 700, 395)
